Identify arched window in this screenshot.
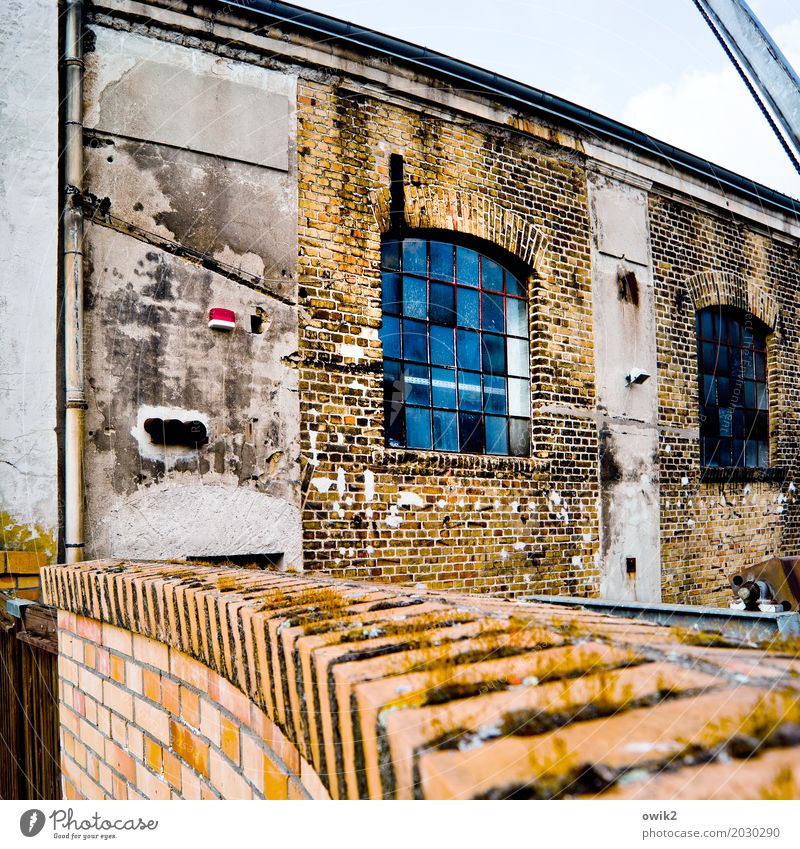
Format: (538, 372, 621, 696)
(696, 307, 769, 468)
(379, 236, 530, 456)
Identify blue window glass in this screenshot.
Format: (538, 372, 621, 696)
(457, 287, 480, 329)
(430, 325, 455, 366)
(383, 360, 403, 426)
(702, 342, 715, 370)
(380, 315, 401, 360)
(507, 338, 529, 377)
(433, 410, 459, 452)
(486, 416, 508, 455)
(459, 412, 484, 453)
(406, 407, 431, 449)
(403, 239, 427, 274)
(696, 307, 769, 469)
(430, 242, 454, 281)
(457, 330, 480, 371)
(506, 274, 525, 297)
(702, 374, 714, 404)
(403, 276, 427, 319)
(382, 273, 402, 314)
(482, 292, 505, 333)
(755, 352, 766, 380)
(432, 367, 457, 409)
(507, 298, 527, 337)
(508, 378, 530, 417)
(700, 310, 713, 339)
(381, 237, 530, 455)
(482, 258, 503, 291)
(458, 371, 482, 412)
(456, 247, 479, 284)
(430, 283, 455, 326)
(382, 241, 401, 271)
(385, 402, 404, 447)
(481, 334, 506, 375)
(483, 374, 507, 414)
(405, 364, 431, 406)
(403, 319, 428, 363)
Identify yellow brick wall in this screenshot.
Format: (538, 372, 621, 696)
(296, 80, 598, 597)
(295, 77, 800, 605)
(651, 196, 800, 605)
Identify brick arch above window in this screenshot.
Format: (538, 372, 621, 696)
(686, 270, 779, 333)
(371, 183, 548, 273)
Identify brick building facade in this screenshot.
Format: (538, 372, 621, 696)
(3, 0, 800, 607)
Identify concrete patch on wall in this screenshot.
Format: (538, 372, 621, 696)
(589, 171, 660, 602)
(83, 138, 296, 287)
(85, 26, 292, 171)
(0, 0, 59, 557)
(83, 228, 301, 564)
(591, 177, 649, 265)
(83, 25, 297, 287)
(78, 24, 301, 566)
(100, 483, 301, 563)
(598, 426, 660, 601)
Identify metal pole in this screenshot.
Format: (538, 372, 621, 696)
(693, 0, 800, 172)
(63, 0, 85, 564)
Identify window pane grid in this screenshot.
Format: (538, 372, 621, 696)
(381, 239, 530, 456)
(696, 308, 769, 469)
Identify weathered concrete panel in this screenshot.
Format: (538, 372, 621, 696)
(589, 173, 660, 602)
(83, 227, 301, 563)
(83, 138, 296, 286)
(590, 176, 650, 265)
(85, 26, 292, 171)
(79, 23, 300, 565)
(101, 484, 301, 563)
(599, 426, 661, 601)
(592, 255, 657, 422)
(0, 0, 58, 557)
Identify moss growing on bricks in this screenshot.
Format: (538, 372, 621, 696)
(764, 633, 800, 656)
(760, 766, 800, 800)
(689, 688, 800, 760)
(281, 587, 354, 625)
(336, 611, 474, 644)
(672, 626, 743, 649)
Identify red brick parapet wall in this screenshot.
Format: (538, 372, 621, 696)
(43, 561, 800, 800)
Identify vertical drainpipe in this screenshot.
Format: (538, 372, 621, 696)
(63, 0, 85, 564)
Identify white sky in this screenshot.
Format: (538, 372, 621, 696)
(297, 0, 800, 199)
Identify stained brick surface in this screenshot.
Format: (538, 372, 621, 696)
(651, 201, 800, 605)
(295, 75, 598, 599)
(44, 560, 800, 800)
(293, 60, 800, 605)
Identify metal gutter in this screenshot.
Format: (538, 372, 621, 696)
(63, 0, 86, 564)
(222, 0, 800, 219)
(527, 594, 800, 644)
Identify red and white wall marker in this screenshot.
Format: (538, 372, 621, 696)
(208, 307, 236, 330)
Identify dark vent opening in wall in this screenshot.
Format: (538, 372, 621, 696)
(186, 553, 285, 570)
(389, 153, 404, 235)
(618, 270, 639, 306)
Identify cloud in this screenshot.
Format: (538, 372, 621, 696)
(622, 18, 800, 198)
